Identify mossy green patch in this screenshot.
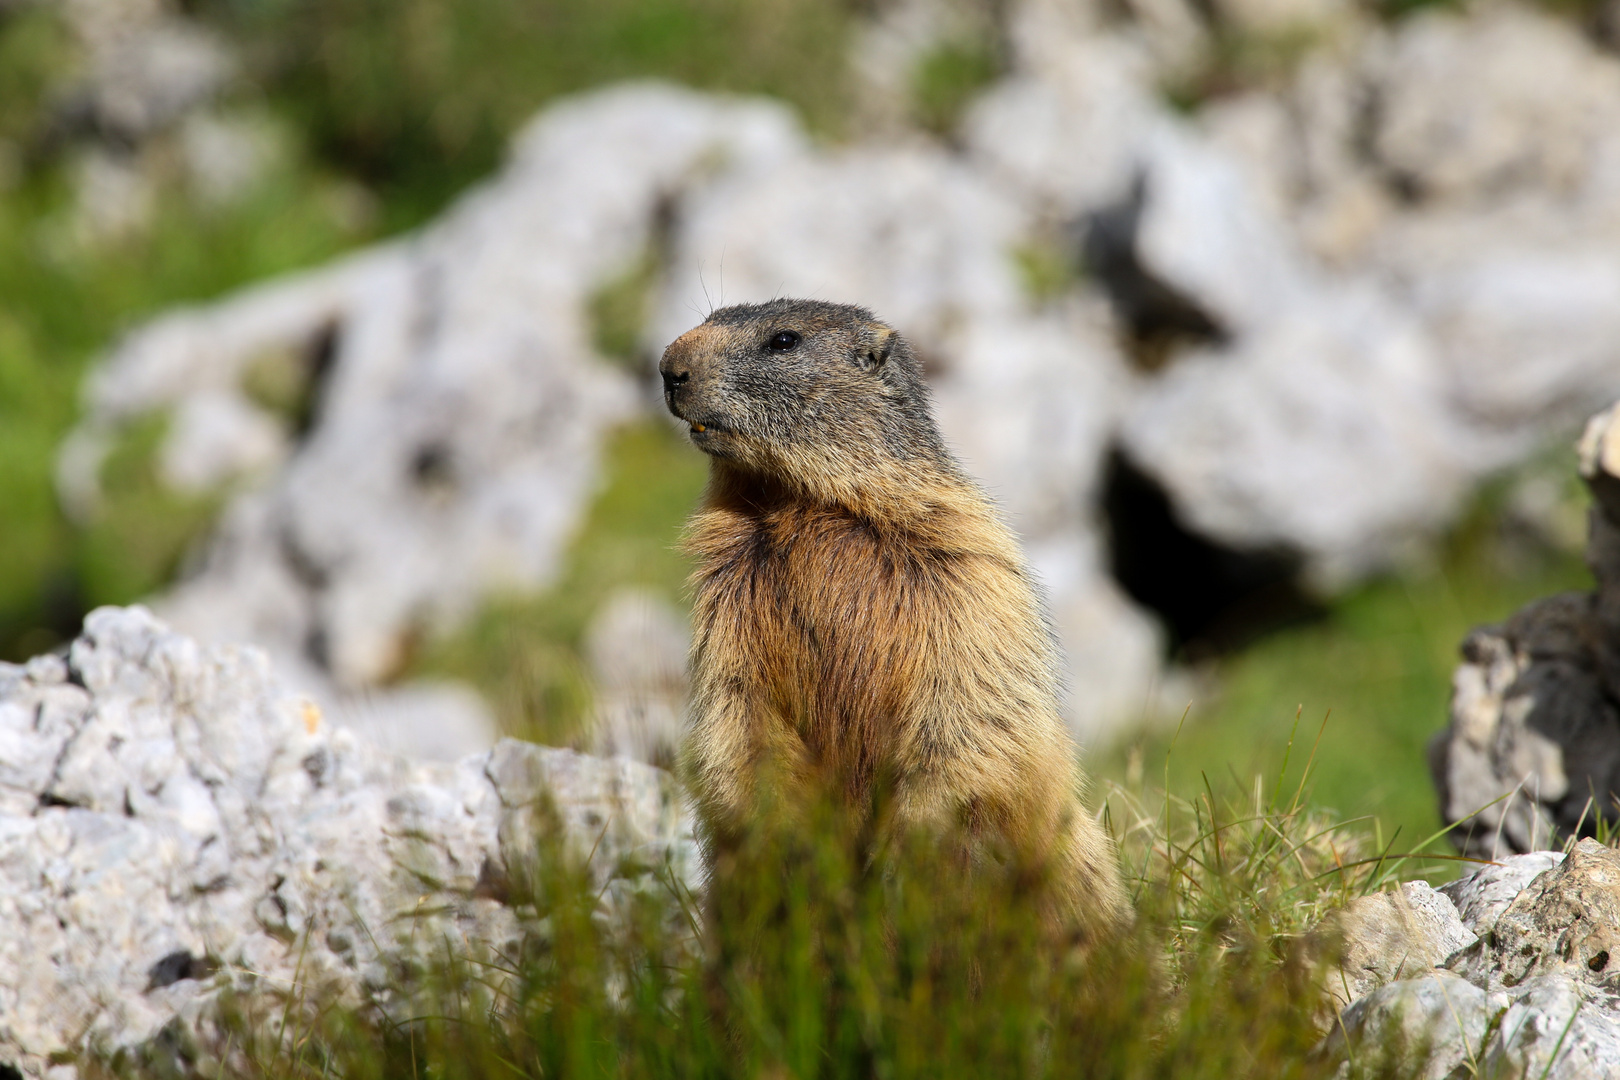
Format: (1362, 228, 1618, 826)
(1011, 237, 1083, 306)
(1161, 26, 1333, 112)
(588, 247, 663, 369)
(0, 312, 77, 639)
(0, 5, 75, 145)
(75, 413, 227, 611)
(911, 38, 1002, 137)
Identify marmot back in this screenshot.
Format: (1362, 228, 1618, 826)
(660, 298, 1127, 939)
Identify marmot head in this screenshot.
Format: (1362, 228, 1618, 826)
(658, 300, 948, 494)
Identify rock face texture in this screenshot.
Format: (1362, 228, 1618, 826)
(0, 607, 696, 1079)
(582, 588, 690, 769)
(1431, 402, 1620, 858)
(1324, 844, 1620, 1079)
(1317, 880, 1478, 1011)
(57, 1, 1620, 746)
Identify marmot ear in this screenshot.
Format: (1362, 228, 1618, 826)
(859, 326, 896, 373)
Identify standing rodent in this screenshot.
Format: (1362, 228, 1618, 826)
(660, 298, 1128, 940)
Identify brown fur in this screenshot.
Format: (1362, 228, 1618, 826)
(660, 299, 1128, 940)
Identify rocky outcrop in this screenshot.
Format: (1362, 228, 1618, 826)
(1323, 844, 1620, 1079)
(1317, 880, 1478, 1012)
(1430, 402, 1620, 858)
(0, 606, 696, 1079)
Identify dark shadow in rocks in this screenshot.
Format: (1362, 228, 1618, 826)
(146, 949, 218, 992)
(1101, 446, 1325, 659)
(1079, 173, 1227, 373)
(292, 321, 343, 441)
(410, 440, 457, 496)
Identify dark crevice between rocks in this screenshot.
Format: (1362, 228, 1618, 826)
(2, 571, 88, 665)
(589, 189, 680, 383)
(1080, 173, 1227, 372)
(410, 440, 457, 499)
(146, 949, 218, 992)
(241, 320, 343, 446)
(294, 321, 343, 441)
(1350, 85, 1431, 208)
(276, 524, 332, 671)
(1101, 446, 1326, 659)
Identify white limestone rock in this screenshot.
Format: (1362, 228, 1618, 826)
(0, 606, 696, 1079)
(1118, 286, 1469, 586)
(1318, 881, 1476, 1011)
(1323, 970, 1491, 1080)
(1326, 844, 1620, 1079)
(584, 589, 690, 767)
(1429, 402, 1620, 859)
(1439, 851, 1567, 942)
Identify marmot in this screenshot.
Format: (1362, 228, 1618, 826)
(660, 299, 1128, 939)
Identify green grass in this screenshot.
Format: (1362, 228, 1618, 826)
(589, 247, 664, 369)
(74, 413, 230, 613)
(1096, 506, 1593, 875)
(198, 0, 859, 230)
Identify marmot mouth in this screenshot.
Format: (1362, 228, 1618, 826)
(686, 417, 727, 436)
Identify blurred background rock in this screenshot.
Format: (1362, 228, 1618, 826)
(1, 0, 1616, 853)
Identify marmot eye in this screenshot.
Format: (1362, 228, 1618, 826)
(767, 330, 800, 352)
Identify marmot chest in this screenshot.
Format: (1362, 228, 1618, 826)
(699, 508, 936, 767)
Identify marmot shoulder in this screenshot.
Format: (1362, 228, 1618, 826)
(659, 298, 1127, 938)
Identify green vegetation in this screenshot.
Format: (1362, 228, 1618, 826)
(1098, 484, 1593, 870)
(96, 752, 1448, 1080)
(0, 5, 73, 146)
(196, 0, 858, 229)
(1011, 237, 1084, 306)
(912, 38, 1003, 137)
(75, 413, 228, 611)
(1161, 26, 1335, 112)
(589, 247, 665, 368)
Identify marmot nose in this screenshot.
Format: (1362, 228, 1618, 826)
(661, 369, 689, 397)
